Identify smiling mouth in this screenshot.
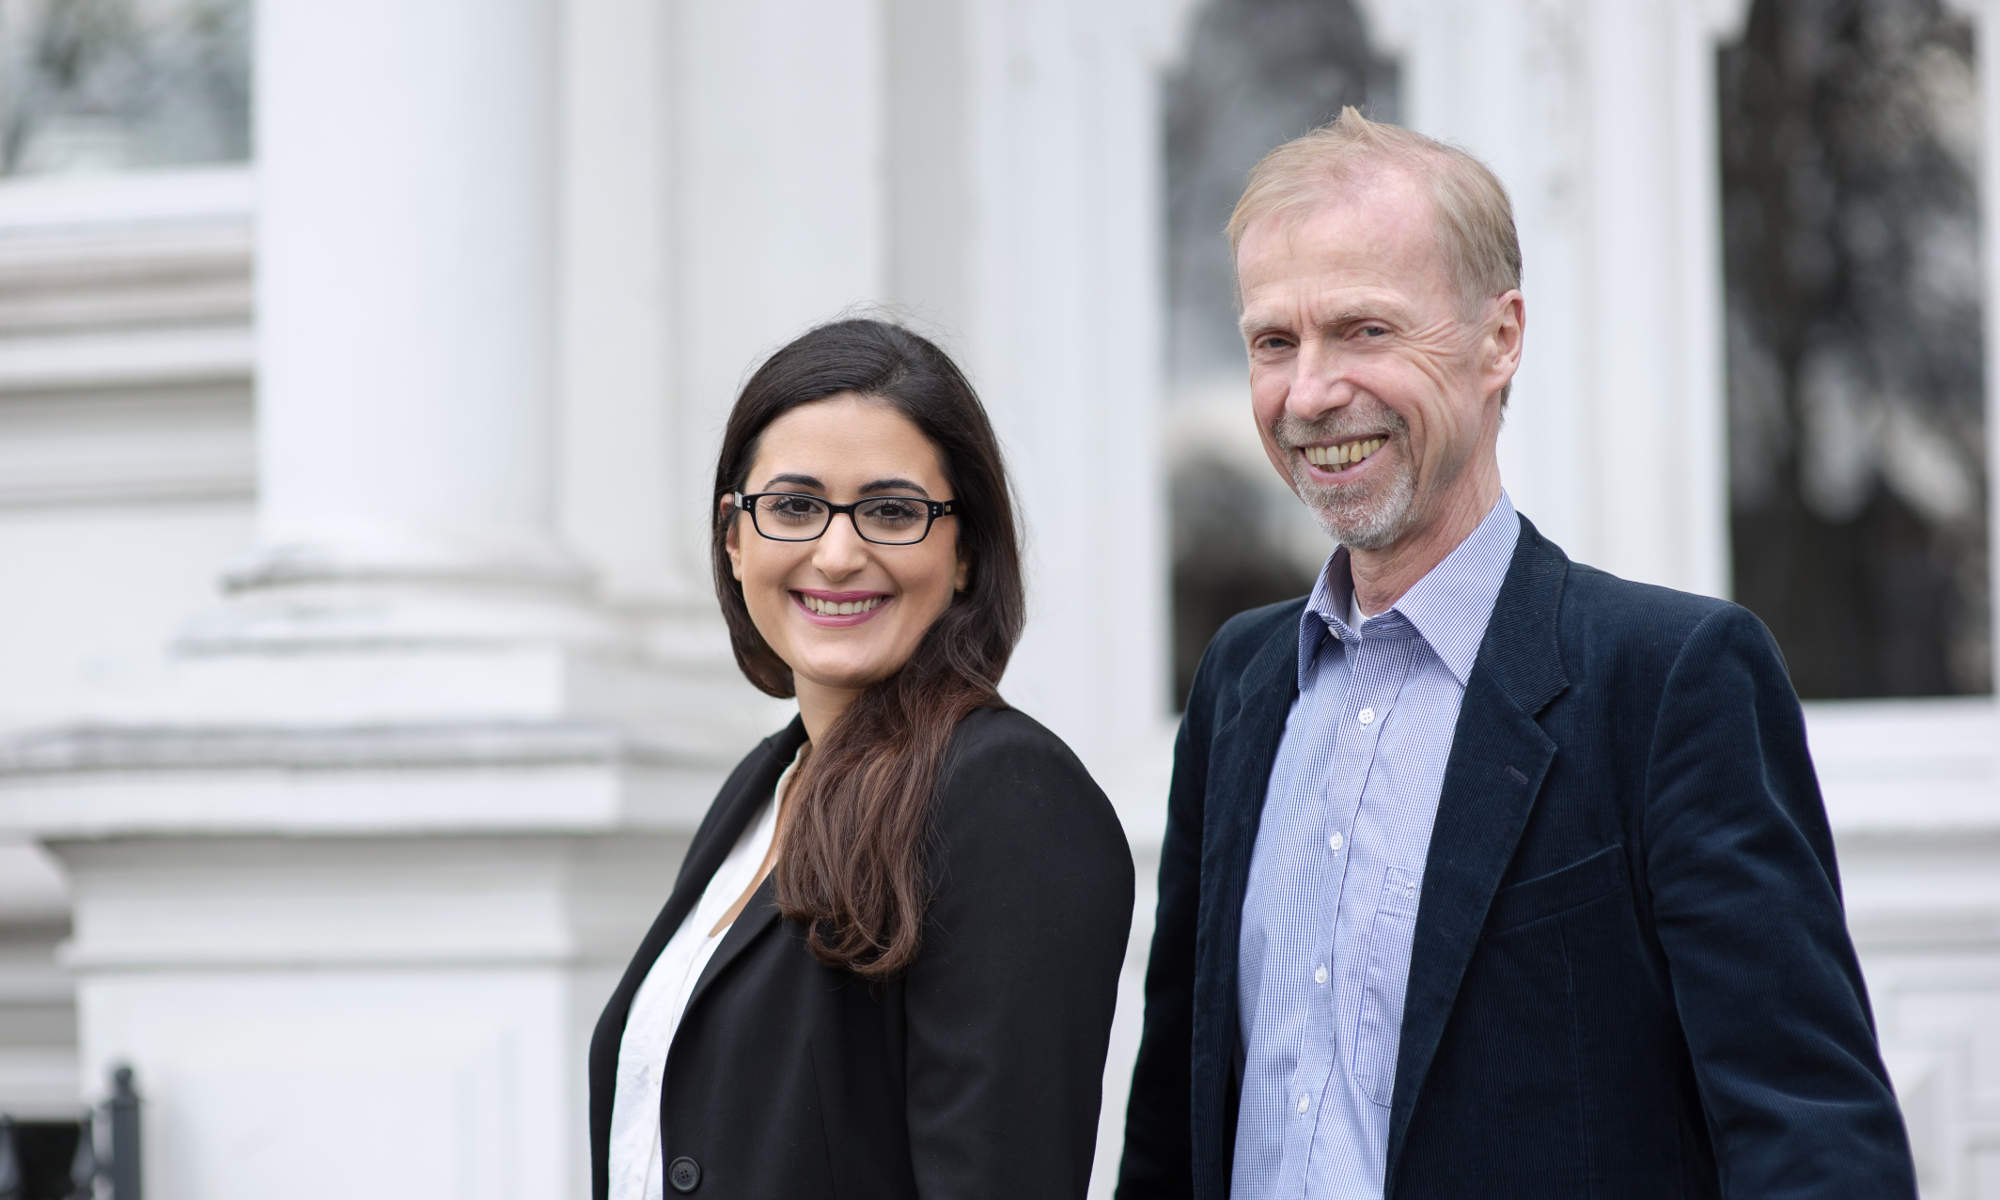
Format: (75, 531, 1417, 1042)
(1302, 437, 1387, 472)
(796, 593, 887, 617)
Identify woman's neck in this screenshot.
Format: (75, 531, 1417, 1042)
(795, 681, 861, 745)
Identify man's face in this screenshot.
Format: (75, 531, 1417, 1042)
(1235, 171, 1519, 553)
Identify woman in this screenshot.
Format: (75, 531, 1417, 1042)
(588, 318, 1135, 1199)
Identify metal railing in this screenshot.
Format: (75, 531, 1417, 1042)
(0, 1065, 140, 1200)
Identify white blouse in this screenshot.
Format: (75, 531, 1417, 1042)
(607, 751, 795, 1200)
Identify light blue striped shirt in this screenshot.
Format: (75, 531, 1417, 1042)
(1232, 493, 1519, 1199)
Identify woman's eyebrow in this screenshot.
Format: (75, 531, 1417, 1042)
(758, 473, 933, 497)
(860, 478, 931, 496)
(760, 472, 824, 491)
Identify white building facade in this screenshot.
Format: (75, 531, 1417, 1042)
(0, 1, 1995, 1196)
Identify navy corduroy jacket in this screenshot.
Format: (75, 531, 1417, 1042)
(1117, 515, 1917, 1199)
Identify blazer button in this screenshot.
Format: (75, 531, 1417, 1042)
(667, 1155, 701, 1193)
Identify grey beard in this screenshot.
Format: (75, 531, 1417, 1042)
(1295, 455, 1416, 549)
(1272, 410, 1416, 550)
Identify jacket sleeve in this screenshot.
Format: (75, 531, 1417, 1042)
(1115, 660, 1218, 1200)
(1643, 606, 1917, 1197)
(903, 720, 1136, 1200)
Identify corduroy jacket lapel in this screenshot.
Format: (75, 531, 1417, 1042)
(1191, 610, 1301, 1198)
(1383, 518, 1569, 1194)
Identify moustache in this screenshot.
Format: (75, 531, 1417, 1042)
(1272, 408, 1408, 447)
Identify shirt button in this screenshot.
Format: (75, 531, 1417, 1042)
(1314, 964, 1329, 985)
(1357, 706, 1376, 726)
(1328, 831, 1345, 853)
(1297, 1094, 1311, 1114)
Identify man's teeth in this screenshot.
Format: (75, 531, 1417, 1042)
(1304, 437, 1387, 468)
(802, 595, 886, 616)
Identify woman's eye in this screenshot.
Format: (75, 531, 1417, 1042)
(766, 495, 825, 521)
(864, 499, 923, 524)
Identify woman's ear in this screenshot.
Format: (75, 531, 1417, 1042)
(954, 553, 970, 593)
(721, 494, 744, 580)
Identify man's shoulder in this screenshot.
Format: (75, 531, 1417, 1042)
(1558, 559, 1733, 631)
(1552, 560, 1744, 644)
(1549, 554, 1780, 682)
(1176, 595, 1307, 717)
(1205, 595, 1306, 667)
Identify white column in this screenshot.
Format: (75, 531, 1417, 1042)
(947, 0, 1176, 781)
(1359, 0, 1741, 597)
(0, 5, 751, 1197)
(192, 0, 611, 649)
(906, 4, 1189, 1194)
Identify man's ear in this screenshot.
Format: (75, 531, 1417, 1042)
(1482, 290, 1525, 397)
(721, 494, 744, 580)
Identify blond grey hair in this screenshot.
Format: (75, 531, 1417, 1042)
(1227, 106, 1521, 314)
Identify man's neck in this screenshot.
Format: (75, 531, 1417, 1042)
(1347, 478, 1502, 613)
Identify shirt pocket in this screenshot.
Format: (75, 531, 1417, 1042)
(1351, 865, 1423, 1108)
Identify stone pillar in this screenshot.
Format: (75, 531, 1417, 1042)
(894, 3, 1193, 1191)
(0, 4, 744, 1198)
(184, 0, 608, 651)
(1358, 0, 1741, 598)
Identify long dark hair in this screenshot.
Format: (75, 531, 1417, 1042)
(711, 318, 1026, 978)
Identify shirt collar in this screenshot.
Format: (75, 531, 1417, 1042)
(1296, 491, 1521, 690)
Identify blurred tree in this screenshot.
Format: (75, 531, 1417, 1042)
(1, 0, 249, 176)
(1720, 0, 1992, 697)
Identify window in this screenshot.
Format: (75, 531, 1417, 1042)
(2, 0, 250, 177)
(1718, 0, 1991, 698)
(1162, 0, 1399, 703)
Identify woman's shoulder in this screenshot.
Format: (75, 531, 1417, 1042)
(933, 705, 1129, 860)
(940, 705, 1097, 798)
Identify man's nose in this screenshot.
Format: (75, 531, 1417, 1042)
(812, 513, 869, 579)
(1285, 343, 1354, 420)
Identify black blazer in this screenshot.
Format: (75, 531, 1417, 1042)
(591, 705, 1134, 1199)
(1118, 515, 1916, 1198)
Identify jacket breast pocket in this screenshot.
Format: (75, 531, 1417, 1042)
(1352, 866, 1423, 1108)
(1487, 844, 1628, 933)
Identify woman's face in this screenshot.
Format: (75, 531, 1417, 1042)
(724, 393, 967, 713)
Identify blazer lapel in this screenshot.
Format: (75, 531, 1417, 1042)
(1191, 608, 1302, 1197)
(595, 717, 807, 1065)
(1384, 518, 1570, 1191)
(681, 870, 784, 1024)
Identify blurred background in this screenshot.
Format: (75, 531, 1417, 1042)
(0, 0, 1996, 1196)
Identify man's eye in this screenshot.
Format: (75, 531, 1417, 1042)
(1253, 334, 1292, 352)
(1359, 325, 1389, 338)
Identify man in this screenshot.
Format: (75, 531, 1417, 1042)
(1117, 108, 1915, 1199)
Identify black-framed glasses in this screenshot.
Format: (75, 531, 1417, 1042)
(732, 491, 960, 545)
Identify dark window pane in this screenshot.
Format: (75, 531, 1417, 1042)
(1163, 0, 1399, 706)
(1719, 0, 1992, 697)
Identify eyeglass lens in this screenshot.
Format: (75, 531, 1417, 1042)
(749, 494, 935, 544)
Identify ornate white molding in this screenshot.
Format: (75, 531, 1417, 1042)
(0, 382, 254, 508)
(0, 168, 256, 508)
(0, 167, 253, 342)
